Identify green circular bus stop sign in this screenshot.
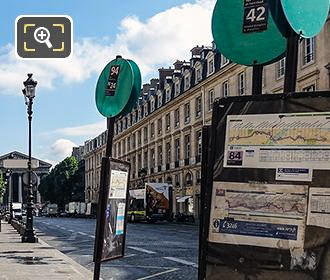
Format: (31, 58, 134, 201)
(95, 56, 141, 118)
(280, 0, 329, 38)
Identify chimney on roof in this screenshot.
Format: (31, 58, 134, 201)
(158, 67, 174, 90)
(190, 45, 203, 56)
(173, 60, 184, 70)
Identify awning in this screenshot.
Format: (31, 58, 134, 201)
(176, 195, 192, 203)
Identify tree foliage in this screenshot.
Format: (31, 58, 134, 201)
(38, 157, 85, 208)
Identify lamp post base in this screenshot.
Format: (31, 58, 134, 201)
(22, 229, 38, 243)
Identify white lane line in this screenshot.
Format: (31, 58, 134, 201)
(127, 246, 156, 254)
(136, 268, 179, 280)
(60, 227, 66, 230)
(163, 257, 198, 268)
(78, 231, 88, 236)
(55, 225, 60, 227)
(68, 229, 74, 232)
(123, 254, 136, 258)
(88, 235, 95, 239)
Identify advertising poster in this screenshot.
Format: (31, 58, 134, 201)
(224, 113, 330, 170)
(145, 183, 170, 216)
(209, 182, 308, 249)
(307, 187, 330, 229)
(101, 159, 130, 261)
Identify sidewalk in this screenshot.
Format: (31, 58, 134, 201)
(0, 220, 93, 280)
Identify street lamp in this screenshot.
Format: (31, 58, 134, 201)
(5, 169, 12, 223)
(22, 73, 38, 243)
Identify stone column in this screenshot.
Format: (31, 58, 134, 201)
(18, 174, 23, 203)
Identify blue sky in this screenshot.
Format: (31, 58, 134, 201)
(1, 0, 214, 165)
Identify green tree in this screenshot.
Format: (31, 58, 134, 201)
(38, 156, 84, 209)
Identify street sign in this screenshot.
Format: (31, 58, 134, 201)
(211, 0, 286, 66)
(280, 0, 330, 38)
(22, 171, 38, 186)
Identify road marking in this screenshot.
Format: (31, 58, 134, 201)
(60, 227, 66, 230)
(68, 229, 74, 232)
(127, 246, 156, 254)
(163, 257, 198, 268)
(56, 225, 60, 227)
(88, 235, 95, 239)
(78, 231, 88, 236)
(123, 254, 136, 258)
(136, 268, 179, 280)
(68, 232, 77, 241)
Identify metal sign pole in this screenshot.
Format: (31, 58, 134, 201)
(252, 65, 263, 95)
(93, 117, 115, 280)
(283, 29, 299, 93)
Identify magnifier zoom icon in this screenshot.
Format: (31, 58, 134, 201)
(34, 27, 53, 49)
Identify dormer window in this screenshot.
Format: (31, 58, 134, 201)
(144, 103, 148, 117)
(196, 68, 202, 82)
(220, 54, 229, 67)
(138, 107, 142, 121)
(166, 88, 171, 103)
(208, 59, 214, 75)
(184, 75, 190, 90)
(150, 99, 155, 112)
(157, 93, 162, 108)
(175, 82, 180, 96)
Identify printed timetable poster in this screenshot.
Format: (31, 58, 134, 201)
(209, 182, 308, 249)
(224, 113, 330, 170)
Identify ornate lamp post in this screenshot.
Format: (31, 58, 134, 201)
(22, 74, 38, 243)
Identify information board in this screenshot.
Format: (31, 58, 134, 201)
(100, 158, 130, 261)
(209, 182, 308, 249)
(243, 0, 269, 33)
(307, 188, 330, 229)
(224, 112, 330, 170)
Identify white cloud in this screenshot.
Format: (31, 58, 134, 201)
(0, 0, 215, 95)
(49, 138, 78, 161)
(53, 120, 106, 137)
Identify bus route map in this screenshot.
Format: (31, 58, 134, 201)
(224, 112, 330, 170)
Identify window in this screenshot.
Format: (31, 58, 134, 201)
(184, 103, 190, 123)
(122, 140, 126, 155)
(303, 84, 316, 92)
(238, 72, 245, 96)
(277, 58, 285, 79)
(208, 59, 214, 75)
(150, 122, 155, 138)
(150, 149, 155, 168)
(222, 81, 229, 97)
(174, 108, 180, 127)
(166, 88, 171, 102)
(221, 54, 229, 67)
(138, 130, 141, 146)
(175, 174, 180, 186)
(196, 68, 202, 82)
(175, 82, 180, 96)
(166, 113, 170, 131)
(127, 137, 130, 152)
(143, 126, 148, 143)
(132, 134, 136, 149)
(208, 89, 214, 111)
(184, 135, 190, 159)
(158, 145, 163, 165)
(173, 138, 179, 162)
(127, 114, 131, 127)
(138, 153, 142, 169)
(166, 142, 171, 164)
(196, 130, 202, 157)
(185, 75, 190, 90)
(195, 96, 202, 118)
(157, 118, 162, 135)
(132, 111, 137, 124)
(138, 107, 142, 121)
(118, 142, 121, 157)
(303, 38, 315, 65)
(157, 94, 162, 107)
(144, 151, 148, 168)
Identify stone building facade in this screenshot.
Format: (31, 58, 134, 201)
(83, 18, 330, 218)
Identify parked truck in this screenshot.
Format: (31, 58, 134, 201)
(128, 183, 173, 223)
(12, 203, 23, 220)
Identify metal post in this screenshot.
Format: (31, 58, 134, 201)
(93, 117, 115, 280)
(284, 29, 299, 93)
(252, 65, 263, 95)
(22, 97, 37, 243)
